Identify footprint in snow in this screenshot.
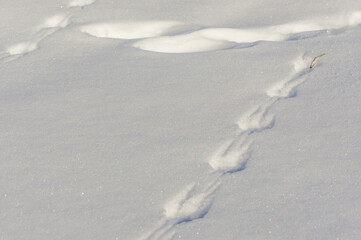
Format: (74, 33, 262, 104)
(236, 103, 276, 133)
(1, 13, 71, 62)
(209, 134, 253, 174)
(266, 55, 313, 99)
(163, 180, 219, 223)
(139, 180, 220, 240)
(37, 13, 72, 30)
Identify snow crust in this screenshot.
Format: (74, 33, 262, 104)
(1, 1, 361, 240)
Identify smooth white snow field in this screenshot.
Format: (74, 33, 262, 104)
(1, 1, 361, 240)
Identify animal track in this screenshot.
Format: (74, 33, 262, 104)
(209, 135, 253, 173)
(139, 180, 220, 240)
(236, 103, 276, 133)
(0, 0, 99, 62)
(208, 54, 313, 175)
(164, 181, 219, 223)
(38, 13, 72, 29)
(266, 55, 313, 99)
(1, 13, 72, 62)
(4, 41, 38, 57)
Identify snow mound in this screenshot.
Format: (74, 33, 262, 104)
(68, 0, 96, 8)
(80, 21, 185, 40)
(133, 33, 236, 53)
(132, 11, 361, 53)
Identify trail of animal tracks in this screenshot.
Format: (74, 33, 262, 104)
(137, 53, 315, 240)
(1, 1, 361, 240)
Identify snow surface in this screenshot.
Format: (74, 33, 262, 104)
(1, 1, 361, 240)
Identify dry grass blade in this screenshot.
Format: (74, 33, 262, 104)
(310, 53, 326, 68)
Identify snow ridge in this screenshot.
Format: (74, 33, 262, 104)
(76, 11, 361, 53)
(133, 12, 361, 53)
